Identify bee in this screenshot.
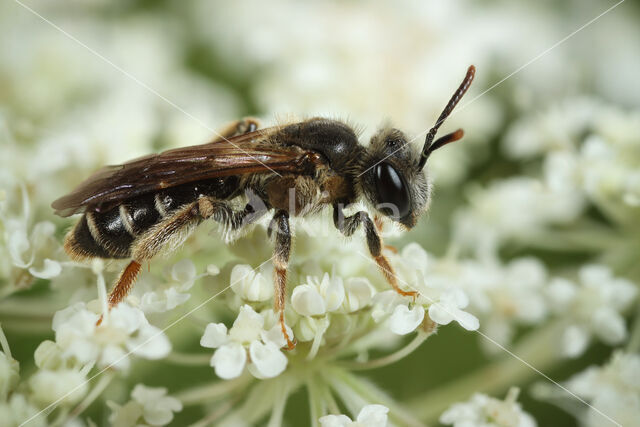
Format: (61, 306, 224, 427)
(53, 65, 475, 349)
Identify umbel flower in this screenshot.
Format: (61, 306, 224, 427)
(440, 388, 536, 427)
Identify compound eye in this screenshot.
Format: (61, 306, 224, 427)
(374, 162, 411, 220)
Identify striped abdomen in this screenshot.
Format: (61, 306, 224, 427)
(64, 177, 239, 260)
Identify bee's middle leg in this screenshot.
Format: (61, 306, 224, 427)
(333, 205, 416, 299)
(270, 210, 295, 350)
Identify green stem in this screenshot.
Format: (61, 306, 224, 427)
(320, 377, 341, 414)
(339, 331, 430, 371)
(626, 304, 640, 353)
(307, 376, 325, 427)
(165, 351, 211, 366)
(329, 367, 426, 427)
(267, 377, 292, 427)
(55, 373, 114, 427)
(189, 401, 234, 427)
(407, 322, 562, 422)
(0, 322, 12, 358)
(176, 374, 253, 405)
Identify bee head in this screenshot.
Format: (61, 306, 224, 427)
(359, 65, 476, 229)
(359, 128, 429, 229)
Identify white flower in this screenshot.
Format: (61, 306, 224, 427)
(389, 301, 425, 335)
(1, 186, 62, 280)
(564, 351, 640, 427)
(139, 259, 202, 313)
(453, 177, 584, 254)
(545, 264, 637, 358)
(292, 273, 345, 317)
(0, 394, 46, 427)
(200, 305, 289, 379)
(454, 257, 549, 350)
(28, 369, 88, 407)
(52, 302, 171, 370)
(0, 350, 19, 401)
(372, 244, 480, 335)
(230, 264, 273, 302)
(341, 277, 376, 313)
(440, 388, 537, 427)
(428, 288, 480, 331)
(320, 404, 389, 427)
(108, 384, 183, 427)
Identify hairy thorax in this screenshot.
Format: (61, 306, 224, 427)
(265, 165, 353, 217)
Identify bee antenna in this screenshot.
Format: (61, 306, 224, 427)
(418, 65, 476, 170)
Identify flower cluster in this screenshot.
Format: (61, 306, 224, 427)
(440, 388, 536, 427)
(200, 304, 289, 379)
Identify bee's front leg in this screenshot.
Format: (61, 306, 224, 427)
(333, 205, 417, 299)
(269, 210, 296, 350)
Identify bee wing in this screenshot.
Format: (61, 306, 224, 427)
(52, 128, 316, 216)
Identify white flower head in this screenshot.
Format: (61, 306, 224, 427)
(1, 186, 62, 281)
(545, 264, 637, 358)
(563, 351, 640, 427)
(440, 388, 537, 427)
(0, 350, 19, 401)
(52, 302, 171, 370)
(200, 305, 289, 380)
(0, 394, 46, 427)
(320, 404, 389, 427)
(372, 244, 480, 335)
(108, 384, 182, 427)
(28, 369, 88, 407)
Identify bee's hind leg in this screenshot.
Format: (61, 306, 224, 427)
(214, 117, 261, 141)
(270, 210, 296, 350)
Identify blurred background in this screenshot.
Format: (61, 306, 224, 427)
(1, 0, 639, 426)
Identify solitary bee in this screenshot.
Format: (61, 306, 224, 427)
(53, 65, 475, 349)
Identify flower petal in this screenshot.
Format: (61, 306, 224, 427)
(453, 309, 480, 331)
(356, 404, 389, 425)
(171, 259, 196, 288)
(292, 284, 326, 316)
(389, 304, 424, 335)
(200, 323, 229, 348)
(211, 343, 246, 379)
(229, 305, 264, 343)
(319, 414, 353, 426)
(428, 303, 453, 326)
(319, 273, 345, 312)
(29, 259, 62, 279)
(127, 325, 171, 360)
(342, 278, 375, 313)
(249, 340, 287, 378)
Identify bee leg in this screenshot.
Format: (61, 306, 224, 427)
(214, 117, 261, 141)
(270, 210, 296, 350)
(97, 259, 143, 325)
(236, 117, 260, 134)
(374, 215, 398, 253)
(333, 205, 417, 299)
(132, 202, 201, 261)
(97, 203, 203, 325)
(209, 195, 268, 232)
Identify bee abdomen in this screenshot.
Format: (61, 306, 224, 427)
(65, 194, 160, 260)
(64, 178, 240, 261)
